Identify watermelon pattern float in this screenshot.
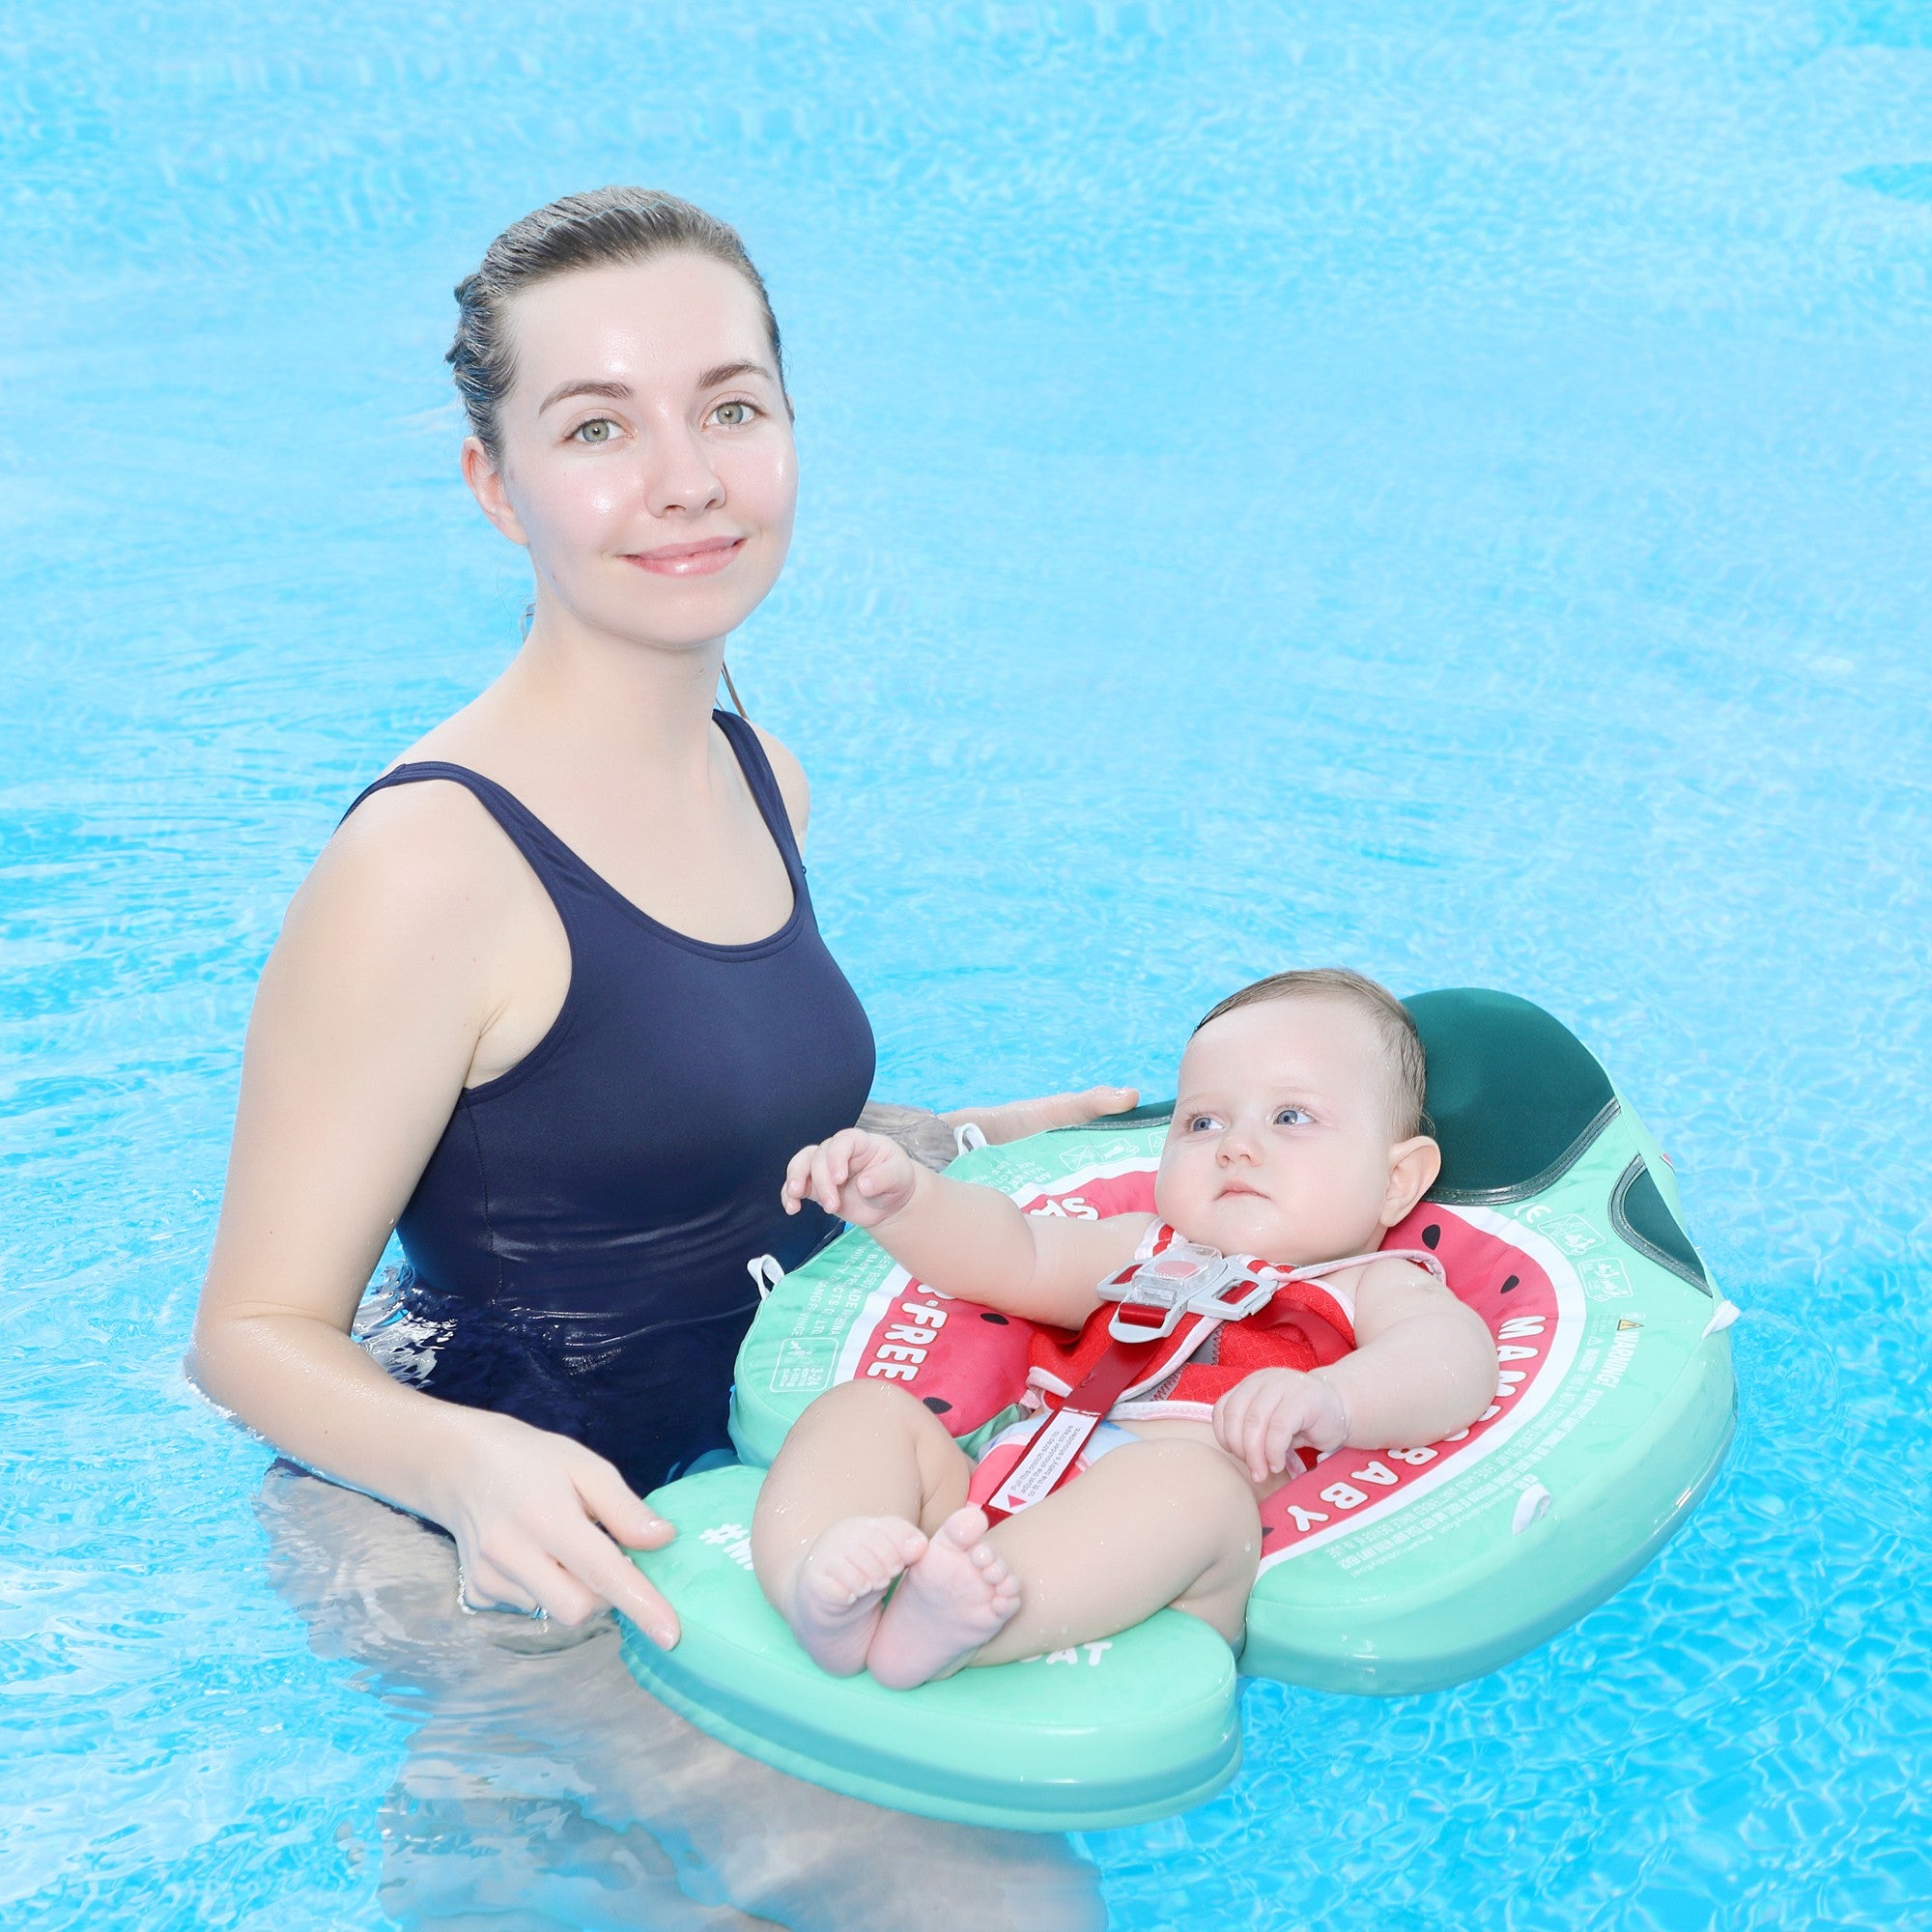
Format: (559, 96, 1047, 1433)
(622, 990, 1737, 1831)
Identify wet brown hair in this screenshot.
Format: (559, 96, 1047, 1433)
(447, 187, 787, 464)
(1193, 967, 1428, 1139)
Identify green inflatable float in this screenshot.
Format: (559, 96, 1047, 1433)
(622, 990, 1737, 1832)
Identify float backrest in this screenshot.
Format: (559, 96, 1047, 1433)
(1408, 987, 1615, 1200)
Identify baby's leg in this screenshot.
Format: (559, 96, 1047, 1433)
(752, 1378, 976, 1676)
(971, 1436, 1262, 1664)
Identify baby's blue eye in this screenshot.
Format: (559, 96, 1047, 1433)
(1274, 1106, 1312, 1126)
(1186, 1115, 1220, 1133)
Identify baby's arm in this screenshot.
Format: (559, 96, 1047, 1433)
(782, 1128, 1147, 1326)
(1213, 1261, 1498, 1481)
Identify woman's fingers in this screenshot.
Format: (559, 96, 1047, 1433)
(944, 1086, 1141, 1147)
(551, 1513, 682, 1646)
(1049, 1084, 1140, 1127)
(574, 1453, 674, 1552)
(458, 1562, 541, 1616)
(526, 1556, 605, 1628)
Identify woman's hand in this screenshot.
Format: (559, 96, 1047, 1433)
(1212, 1369, 1350, 1484)
(781, 1127, 919, 1227)
(432, 1408, 682, 1643)
(941, 1085, 1140, 1147)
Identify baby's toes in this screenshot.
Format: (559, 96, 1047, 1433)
(866, 1519, 925, 1563)
(826, 1559, 874, 1605)
(936, 1505, 991, 1551)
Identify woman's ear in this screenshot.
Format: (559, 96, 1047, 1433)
(461, 436, 528, 548)
(1380, 1135, 1442, 1227)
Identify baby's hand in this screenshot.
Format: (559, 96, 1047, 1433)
(781, 1128, 920, 1229)
(1212, 1369, 1350, 1484)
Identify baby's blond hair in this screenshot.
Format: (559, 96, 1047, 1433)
(1193, 968, 1428, 1140)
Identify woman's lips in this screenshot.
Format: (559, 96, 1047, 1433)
(621, 537, 745, 578)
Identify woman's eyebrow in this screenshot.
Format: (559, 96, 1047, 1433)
(696, 359, 775, 389)
(538, 377, 633, 412)
(537, 363, 776, 415)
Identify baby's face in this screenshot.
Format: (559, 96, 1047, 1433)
(1153, 996, 1424, 1264)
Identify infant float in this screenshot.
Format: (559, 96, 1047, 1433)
(622, 989, 1737, 1831)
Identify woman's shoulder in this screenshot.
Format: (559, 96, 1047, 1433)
(304, 769, 534, 952)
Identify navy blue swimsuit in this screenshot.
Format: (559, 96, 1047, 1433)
(344, 712, 876, 1493)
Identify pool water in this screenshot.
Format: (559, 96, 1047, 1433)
(4, 2, 1930, 1926)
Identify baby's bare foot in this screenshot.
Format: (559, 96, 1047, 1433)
(784, 1517, 928, 1676)
(865, 1506, 1021, 1690)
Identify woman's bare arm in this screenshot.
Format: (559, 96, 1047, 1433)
(188, 786, 680, 1641)
(940, 1087, 1143, 1146)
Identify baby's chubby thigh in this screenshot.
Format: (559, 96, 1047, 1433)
(974, 1426, 1264, 1658)
(1127, 1414, 1300, 1502)
(757, 1376, 977, 1550)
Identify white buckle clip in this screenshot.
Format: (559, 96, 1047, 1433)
(1097, 1245, 1275, 1344)
(1185, 1272, 1278, 1323)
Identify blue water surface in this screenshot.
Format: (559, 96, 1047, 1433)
(4, 2, 1929, 1926)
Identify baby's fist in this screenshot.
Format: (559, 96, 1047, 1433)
(1212, 1369, 1350, 1484)
(781, 1128, 919, 1229)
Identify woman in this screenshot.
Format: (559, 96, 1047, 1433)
(189, 188, 1130, 1650)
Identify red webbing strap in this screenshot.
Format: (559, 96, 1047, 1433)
(979, 1299, 1187, 1523)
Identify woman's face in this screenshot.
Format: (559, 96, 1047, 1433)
(468, 252, 797, 651)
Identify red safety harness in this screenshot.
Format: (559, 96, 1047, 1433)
(980, 1229, 1444, 1523)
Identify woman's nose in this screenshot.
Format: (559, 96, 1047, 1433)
(644, 428, 725, 518)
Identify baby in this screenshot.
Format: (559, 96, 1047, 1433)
(750, 968, 1498, 1690)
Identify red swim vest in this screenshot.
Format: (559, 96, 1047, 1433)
(1022, 1220, 1438, 1423)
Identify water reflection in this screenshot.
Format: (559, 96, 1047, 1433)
(256, 1464, 1106, 1932)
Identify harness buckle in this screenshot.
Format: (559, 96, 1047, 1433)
(1184, 1270, 1280, 1323)
(1097, 1243, 1272, 1344)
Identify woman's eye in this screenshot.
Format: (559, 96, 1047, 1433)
(712, 400, 757, 427)
(573, 418, 617, 444)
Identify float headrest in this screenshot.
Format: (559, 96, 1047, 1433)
(1404, 987, 1614, 1201)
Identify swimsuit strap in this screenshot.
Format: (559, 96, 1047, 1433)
(337, 712, 805, 944)
(342, 757, 566, 872)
